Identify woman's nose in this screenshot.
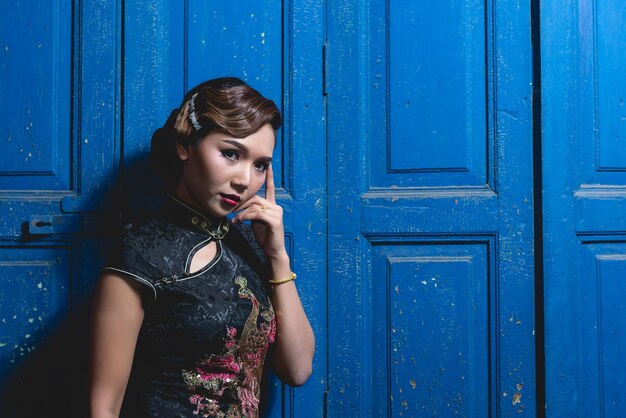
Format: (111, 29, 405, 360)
(231, 166, 251, 189)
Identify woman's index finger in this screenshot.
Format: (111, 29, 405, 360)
(265, 163, 276, 203)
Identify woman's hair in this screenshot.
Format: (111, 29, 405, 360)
(150, 77, 282, 187)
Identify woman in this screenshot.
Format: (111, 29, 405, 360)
(90, 77, 315, 418)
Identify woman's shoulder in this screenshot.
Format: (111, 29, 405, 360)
(120, 216, 167, 240)
(115, 215, 181, 252)
(105, 218, 174, 277)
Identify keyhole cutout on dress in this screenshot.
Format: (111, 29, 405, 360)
(188, 241, 218, 274)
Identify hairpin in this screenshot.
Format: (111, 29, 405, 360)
(188, 93, 202, 131)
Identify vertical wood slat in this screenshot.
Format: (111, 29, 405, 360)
(543, 0, 626, 416)
(121, 0, 185, 217)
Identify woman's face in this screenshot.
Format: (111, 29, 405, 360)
(175, 123, 275, 217)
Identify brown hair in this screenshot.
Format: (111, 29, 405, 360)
(150, 77, 282, 186)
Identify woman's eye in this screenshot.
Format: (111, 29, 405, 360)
(221, 150, 238, 161)
(254, 162, 270, 172)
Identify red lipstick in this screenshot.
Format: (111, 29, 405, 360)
(220, 193, 240, 207)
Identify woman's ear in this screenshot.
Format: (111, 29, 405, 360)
(175, 142, 190, 161)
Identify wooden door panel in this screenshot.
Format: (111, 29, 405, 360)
(328, 0, 535, 416)
(0, 1, 71, 190)
(577, 244, 626, 413)
(383, 0, 487, 182)
(543, 1, 626, 415)
(594, 1, 626, 170)
(371, 241, 490, 417)
(0, 247, 70, 383)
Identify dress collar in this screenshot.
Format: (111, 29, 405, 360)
(161, 194, 230, 240)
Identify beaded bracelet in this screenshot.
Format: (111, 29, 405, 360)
(268, 272, 297, 286)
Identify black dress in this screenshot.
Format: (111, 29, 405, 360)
(103, 194, 275, 418)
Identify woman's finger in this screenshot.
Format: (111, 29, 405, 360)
(235, 195, 267, 212)
(265, 164, 276, 204)
(235, 203, 275, 223)
(233, 197, 270, 220)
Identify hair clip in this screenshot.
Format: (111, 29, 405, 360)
(188, 93, 202, 132)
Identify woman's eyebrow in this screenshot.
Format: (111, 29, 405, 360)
(222, 139, 248, 153)
(223, 139, 272, 161)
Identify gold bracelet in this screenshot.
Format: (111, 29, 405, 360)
(268, 272, 297, 286)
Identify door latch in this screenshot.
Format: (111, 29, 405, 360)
(28, 215, 86, 235)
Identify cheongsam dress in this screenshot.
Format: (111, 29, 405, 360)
(102, 194, 276, 418)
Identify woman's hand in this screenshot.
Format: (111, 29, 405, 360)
(234, 164, 314, 386)
(233, 164, 287, 261)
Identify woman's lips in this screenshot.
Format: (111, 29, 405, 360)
(220, 193, 240, 207)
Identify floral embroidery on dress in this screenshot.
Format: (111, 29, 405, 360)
(183, 276, 276, 418)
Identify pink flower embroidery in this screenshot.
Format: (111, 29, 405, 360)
(225, 326, 237, 350)
(183, 276, 276, 418)
(189, 394, 220, 416)
(237, 386, 259, 417)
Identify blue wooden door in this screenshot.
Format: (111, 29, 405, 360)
(12, 0, 614, 417)
(326, 0, 536, 416)
(0, 1, 119, 414)
(542, 1, 626, 416)
(0, 1, 327, 417)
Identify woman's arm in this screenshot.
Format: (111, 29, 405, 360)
(233, 164, 315, 386)
(89, 273, 145, 418)
(267, 254, 315, 386)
